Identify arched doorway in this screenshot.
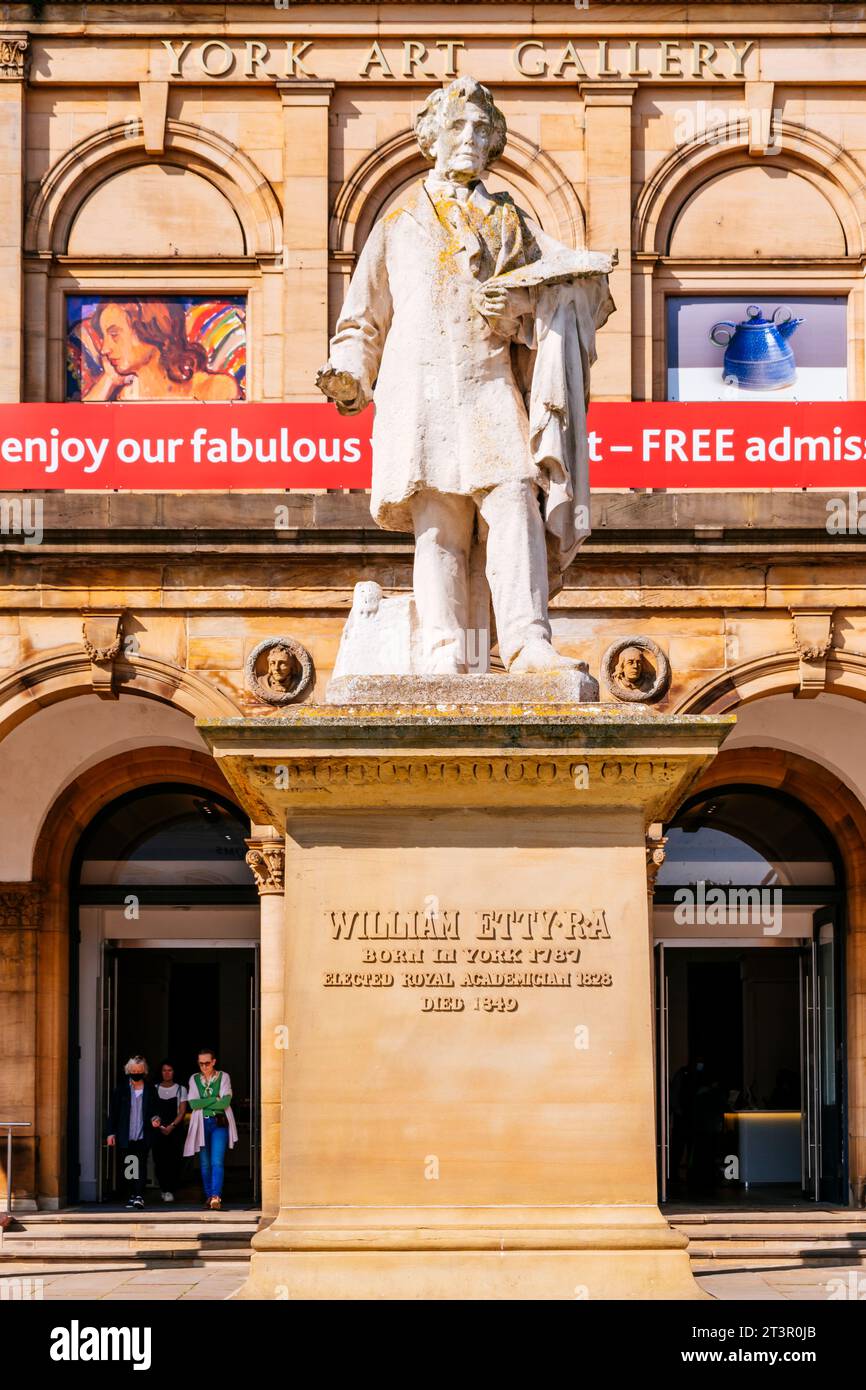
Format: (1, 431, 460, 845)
(654, 784, 846, 1206)
(69, 785, 259, 1206)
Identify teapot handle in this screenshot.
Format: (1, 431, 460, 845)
(771, 306, 793, 326)
(710, 321, 736, 347)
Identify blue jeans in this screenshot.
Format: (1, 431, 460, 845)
(199, 1117, 228, 1198)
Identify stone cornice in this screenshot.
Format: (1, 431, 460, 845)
(198, 706, 734, 821)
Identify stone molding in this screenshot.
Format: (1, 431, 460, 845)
(25, 118, 282, 258)
(633, 119, 866, 258)
(199, 709, 733, 822)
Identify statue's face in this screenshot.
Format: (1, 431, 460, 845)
(432, 100, 492, 182)
(618, 649, 645, 685)
(267, 648, 292, 687)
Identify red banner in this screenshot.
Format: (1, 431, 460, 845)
(1, 401, 866, 490)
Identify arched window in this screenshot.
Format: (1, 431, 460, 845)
(78, 787, 252, 889)
(657, 786, 839, 890)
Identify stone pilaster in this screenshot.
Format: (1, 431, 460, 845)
(245, 827, 286, 1219)
(277, 80, 334, 402)
(580, 81, 637, 402)
(0, 882, 40, 1208)
(0, 35, 28, 403)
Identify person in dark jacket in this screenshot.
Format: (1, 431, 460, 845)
(107, 1055, 161, 1209)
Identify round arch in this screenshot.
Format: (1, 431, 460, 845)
(31, 745, 243, 1205)
(674, 649, 866, 715)
(634, 120, 866, 259)
(0, 648, 243, 744)
(330, 126, 586, 263)
(668, 745, 866, 1206)
(25, 119, 283, 259)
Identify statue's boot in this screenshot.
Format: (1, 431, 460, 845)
(508, 639, 579, 674)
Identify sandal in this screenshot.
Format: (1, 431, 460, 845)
(209, 1196, 222, 1211)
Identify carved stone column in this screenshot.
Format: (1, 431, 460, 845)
(245, 827, 286, 1219)
(0, 35, 28, 402)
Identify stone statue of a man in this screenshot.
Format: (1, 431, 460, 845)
(318, 76, 615, 676)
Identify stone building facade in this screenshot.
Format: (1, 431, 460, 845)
(1, 2, 866, 1218)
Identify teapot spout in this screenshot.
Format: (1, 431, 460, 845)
(777, 316, 804, 340)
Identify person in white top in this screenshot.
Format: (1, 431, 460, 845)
(183, 1049, 238, 1211)
(152, 1060, 188, 1203)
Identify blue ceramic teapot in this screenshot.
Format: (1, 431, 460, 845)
(709, 305, 804, 391)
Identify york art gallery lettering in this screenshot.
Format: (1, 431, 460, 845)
(328, 907, 611, 940)
(160, 37, 756, 82)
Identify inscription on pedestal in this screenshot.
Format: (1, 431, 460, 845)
(324, 906, 613, 1011)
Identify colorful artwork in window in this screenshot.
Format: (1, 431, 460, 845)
(66, 295, 246, 402)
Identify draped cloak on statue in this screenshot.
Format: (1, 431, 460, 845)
(327, 177, 616, 597)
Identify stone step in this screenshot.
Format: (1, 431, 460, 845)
(666, 1208, 866, 1224)
(3, 1222, 257, 1239)
(11, 1208, 260, 1224)
(0, 1211, 258, 1263)
(0, 1240, 253, 1261)
(675, 1228, 866, 1239)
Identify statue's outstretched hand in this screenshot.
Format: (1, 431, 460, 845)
(316, 364, 366, 416)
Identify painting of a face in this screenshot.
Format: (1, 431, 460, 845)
(434, 101, 492, 180)
(66, 295, 246, 402)
(98, 303, 156, 376)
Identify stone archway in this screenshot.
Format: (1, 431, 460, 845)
(330, 125, 586, 276)
(16, 746, 236, 1206)
(674, 745, 866, 1207)
(0, 648, 242, 744)
(634, 120, 866, 259)
(25, 119, 282, 260)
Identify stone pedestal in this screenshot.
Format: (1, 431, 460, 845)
(199, 701, 732, 1300)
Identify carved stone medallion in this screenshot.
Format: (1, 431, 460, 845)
(246, 637, 314, 707)
(601, 636, 670, 704)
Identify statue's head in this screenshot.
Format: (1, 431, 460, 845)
(414, 77, 507, 181)
(266, 643, 295, 689)
(614, 646, 647, 689)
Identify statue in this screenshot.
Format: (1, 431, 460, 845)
(318, 76, 616, 678)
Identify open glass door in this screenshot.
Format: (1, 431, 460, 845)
(655, 942, 670, 1202)
(98, 941, 119, 1201)
(801, 907, 845, 1203)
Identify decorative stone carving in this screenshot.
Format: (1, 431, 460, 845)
(246, 637, 314, 706)
(0, 36, 28, 81)
(245, 840, 285, 895)
(331, 582, 418, 681)
(602, 636, 671, 703)
(81, 609, 124, 700)
(317, 75, 615, 680)
(0, 883, 41, 930)
(791, 607, 834, 698)
(646, 825, 668, 896)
